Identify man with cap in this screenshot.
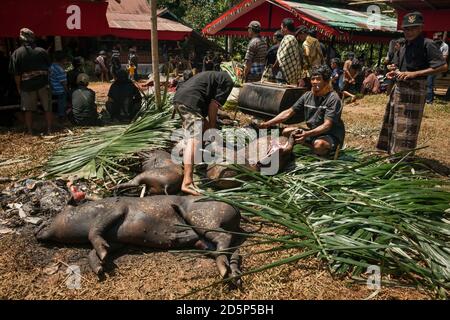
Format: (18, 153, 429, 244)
(70, 73, 100, 126)
(426, 33, 449, 104)
(9, 28, 52, 134)
(243, 21, 268, 82)
(377, 12, 447, 156)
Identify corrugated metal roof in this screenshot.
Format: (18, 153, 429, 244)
(106, 0, 192, 33)
(284, 1, 397, 32)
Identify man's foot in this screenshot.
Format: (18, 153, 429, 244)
(181, 183, 201, 196)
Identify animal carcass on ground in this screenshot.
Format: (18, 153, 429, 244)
(115, 150, 183, 195)
(206, 133, 295, 189)
(35, 195, 243, 283)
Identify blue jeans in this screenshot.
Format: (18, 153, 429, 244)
(426, 74, 436, 103)
(55, 92, 67, 117)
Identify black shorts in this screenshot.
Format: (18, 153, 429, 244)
(305, 134, 341, 155)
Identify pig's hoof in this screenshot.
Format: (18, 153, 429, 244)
(93, 265, 104, 275)
(216, 255, 230, 279)
(88, 249, 104, 275)
(93, 239, 110, 261)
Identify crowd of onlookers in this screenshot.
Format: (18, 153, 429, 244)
(242, 18, 449, 105)
(2, 22, 449, 135)
(4, 28, 144, 134)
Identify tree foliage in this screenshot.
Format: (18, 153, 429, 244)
(157, 0, 237, 32)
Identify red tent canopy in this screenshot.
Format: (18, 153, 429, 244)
(0, 0, 192, 41)
(203, 0, 340, 38)
(0, 0, 110, 37)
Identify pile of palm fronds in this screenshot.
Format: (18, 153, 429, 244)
(46, 95, 179, 181)
(206, 146, 450, 295)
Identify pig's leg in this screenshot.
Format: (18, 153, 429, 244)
(171, 203, 233, 278)
(205, 231, 234, 279)
(88, 206, 126, 261)
(115, 174, 143, 190)
(229, 239, 243, 287)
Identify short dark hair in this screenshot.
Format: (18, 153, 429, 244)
(296, 25, 309, 35)
(347, 51, 355, 59)
(311, 65, 332, 81)
(330, 58, 341, 66)
(282, 18, 296, 32)
(396, 38, 406, 45)
(274, 30, 283, 41)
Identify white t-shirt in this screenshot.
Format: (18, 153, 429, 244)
(440, 42, 449, 58)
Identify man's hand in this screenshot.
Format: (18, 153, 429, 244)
(294, 130, 310, 144)
(386, 70, 398, 79)
(397, 71, 418, 81)
(259, 121, 270, 129)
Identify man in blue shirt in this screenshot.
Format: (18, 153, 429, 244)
(50, 51, 68, 121)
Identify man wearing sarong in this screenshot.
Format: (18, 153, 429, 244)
(274, 18, 302, 85)
(376, 12, 447, 156)
(243, 21, 268, 82)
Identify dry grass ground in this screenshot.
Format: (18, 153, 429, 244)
(0, 82, 448, 300)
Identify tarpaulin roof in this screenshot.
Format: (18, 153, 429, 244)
(202, 0, 399, 42)
(285, 1, 397, 32)
(106, 0, 192, 40)
(0, 0, 110, 37)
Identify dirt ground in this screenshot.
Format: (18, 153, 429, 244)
(0, 82, 448, 300)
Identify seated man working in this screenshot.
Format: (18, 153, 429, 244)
(260, 65, 345, 157)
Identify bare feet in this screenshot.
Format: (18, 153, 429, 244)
(181, 182, 201, 196)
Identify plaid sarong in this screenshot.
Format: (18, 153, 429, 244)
(376, 79, 427, 154)
(276, 35, 301, 85)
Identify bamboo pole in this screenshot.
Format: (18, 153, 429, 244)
(150, 0, 161, 109)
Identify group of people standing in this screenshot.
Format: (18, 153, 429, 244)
(8, 27, 143, 134)
(95, 45, 139, 83)
(241, 12, 448, 161)
(243, 18, 326, 87)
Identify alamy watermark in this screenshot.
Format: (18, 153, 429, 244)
(66, 265, 81, 290)
(367, 5, 381, 31)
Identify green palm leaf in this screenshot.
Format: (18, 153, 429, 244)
(45, 95, 179, 180)
(204, 149, 450, 295)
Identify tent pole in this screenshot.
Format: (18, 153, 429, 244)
(369, 43, 374, 64)
(377, 43, 384, 67)
(150, 0, 161, 109)
(227, 36, 233, 55)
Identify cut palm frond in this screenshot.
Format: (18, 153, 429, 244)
(46, 94, 179, 180)
(205, 148, 450, 294)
